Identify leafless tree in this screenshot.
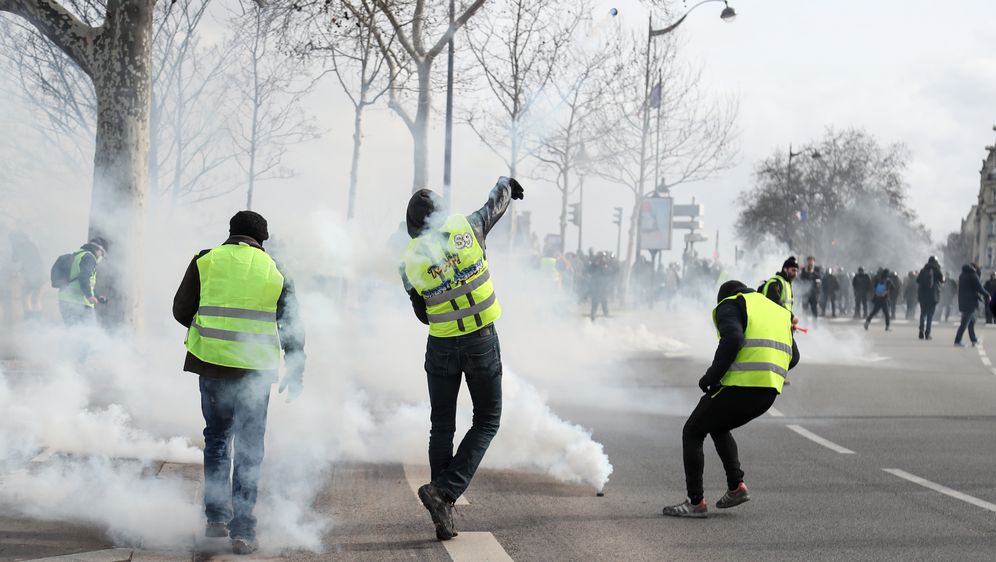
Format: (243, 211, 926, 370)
(0, 0, 156, 327)
(594, 33, 737, 267)
(533, 34, 621, 254)
(229, 2, 319, 211)
(341, 0, 487, 192)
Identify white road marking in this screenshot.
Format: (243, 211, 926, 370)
(403, 464, 469, 505)
(767, 406, 785, 417)
(786, 424, 855, 455)
(858, 354, 891, 363)
(883, 468, 996, 513)
(981, 357, 992, 366)
(443, 531, 514, 562)
(991, 367, 996, 377)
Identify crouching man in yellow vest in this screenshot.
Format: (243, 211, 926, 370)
(172, 211, 306, 555)
(662, 280, 799, 518)
(400, 177, 524, 541)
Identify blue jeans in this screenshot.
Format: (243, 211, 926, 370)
(200, 374, 272, 540)
(955, 310, 978, 344)
(425, 328, 502, 501)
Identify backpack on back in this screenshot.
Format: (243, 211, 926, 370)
(874, 280, 888, 298)
(50, 252, 77, 289)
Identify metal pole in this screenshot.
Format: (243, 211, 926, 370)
(653, 68, 663, 193)
(633, 17, 653, 264)
(617, 216, 623, 261)
(577, 175, 584, 253)
(442, 0, 455, 207)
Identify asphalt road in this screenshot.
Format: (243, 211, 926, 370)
(4, 315, 996, 560)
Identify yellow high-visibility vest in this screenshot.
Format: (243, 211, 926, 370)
(404, 214, 501, 337)
(185, 243, 284, 370)
(713, 291, 793, 393)
(762, 274, 794, 312)
(58, 250, 97, 308)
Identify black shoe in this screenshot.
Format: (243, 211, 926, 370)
(205, 522, 229, 538)
(231, 537, 258, 555)
(418, 483, 457, 540)
(926, 335, 932, 340)
(918, 332, 924, 340)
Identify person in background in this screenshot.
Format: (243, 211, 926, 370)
(761, 256, 798, 324)
(172, 211, 306, 555)
(954, 263, 989, 347)
(983, 272, 996, 324)
(903, 270, 918, 321)
(10, 230, 44, 320)
(57, 237, 108, 327)
(798, 256, 821, 320)
(661, 280, 799, 518)
(852, 267, 871, 319)
(821, 267, 840, 318)
(916, 256, 944, 340)
(864, 268, 892, 331)
(942, 273, 958, 322)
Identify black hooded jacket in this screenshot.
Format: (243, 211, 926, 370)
(400, 177, 513, 324)
(699, 287, 801, 390)
(958, 264, 988, 313)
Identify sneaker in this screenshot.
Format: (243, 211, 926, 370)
(205, 522, 228, 538)
(716, 482, 751, 509)
(231, 537, 258, 555)
(417, 483, 457, 540)
(864, 321, 869, 331)
(662, 499, 708, 518)
(954, 342, 966, 348)
(926, 335, 933, 340)
(972, 341, 979, 347)
(918, 333, 924, 340)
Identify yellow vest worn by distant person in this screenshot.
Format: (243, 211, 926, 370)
(185, 243, 284, 370)
(404, 214, 501, 337)
(713, 291, 793, 393)
(762, 274, 794, 312)
(58, 250, 97, 308)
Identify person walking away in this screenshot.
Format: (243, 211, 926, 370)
(172, 211, 306, 555)
(400, 177, 523, 540)
(760, 256, 798, 326)
(917, 257, 944, 340)
(852, 267, 871, 318)
(888, 270, 902, 321)
(984, 273, 996, 324)
(55, 238, 108, 327)
(661, 280, 799, 518)
(798, 256, 821, 320)
(865, 269, 892, 331)
(589, 252, 612, 320)
(942, 273, 957, 322)
(903, 271, 918, 321)
(954, 263, 990, 347)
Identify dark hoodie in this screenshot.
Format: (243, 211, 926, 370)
(916, 258, 944, 304)
(400, 177, 514, 324)
(699, 285, 801, 390)
(958, 264, 988, 313)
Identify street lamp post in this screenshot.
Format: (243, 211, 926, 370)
(785, 143, 821, 248)
(442, 0, 455, 207)
(635, 1, 736, 261)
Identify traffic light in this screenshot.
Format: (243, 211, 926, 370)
(612, 207, 623, 225)
(569, 202, 581, 226)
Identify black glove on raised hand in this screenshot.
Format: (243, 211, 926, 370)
(698, 375, 718, 394)
(509, 178, 524, 200)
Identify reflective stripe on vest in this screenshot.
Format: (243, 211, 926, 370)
(185, 243, 284, 370)
(713, 291, 793, 393)
(403, 214, 502, 337)
(762, 274, 793, 312)
(58, 250, 96, 308)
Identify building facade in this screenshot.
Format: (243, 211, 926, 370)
(962, 144, 996, 269)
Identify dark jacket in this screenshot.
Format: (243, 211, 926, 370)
(852, 271, 871, 295)
(917, 262, 944, 304)
(699, 287, 800, 391)
(172, 235, 306, 380)
(401, 177, 513, 324)
(958, 265, 989, 313)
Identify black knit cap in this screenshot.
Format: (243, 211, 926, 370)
(782, 256, 799, 270)
(406, 189, 443, 238)
(88, 237, 109, 253)
(717, 280, 748, 303)
(230, 210, 269, 243)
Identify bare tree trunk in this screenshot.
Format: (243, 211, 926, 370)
(88, 0, 154, 329)
(411, 61, 431, 192)
(347, 102, 365, 220)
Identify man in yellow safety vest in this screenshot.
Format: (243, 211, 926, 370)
(57, 237, 108, 326)
(172, 211, 306, 554)
(761, 255, 799, 326)
(662, 280, 799, 518)
(400, 177, 524, 541)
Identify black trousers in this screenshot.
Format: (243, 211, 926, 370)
(853, 293, 868, 317)
(866, 297, 890, 328)
(919, 301, 936, 337)
(681, 386, 777, 504)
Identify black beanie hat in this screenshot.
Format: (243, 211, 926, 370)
(88, 237, 109, 253)
(782, 256, 799, 270)
(717, 280, 748, 303)
(230, 210, 269, 243)
(407, 189, 441, 238)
